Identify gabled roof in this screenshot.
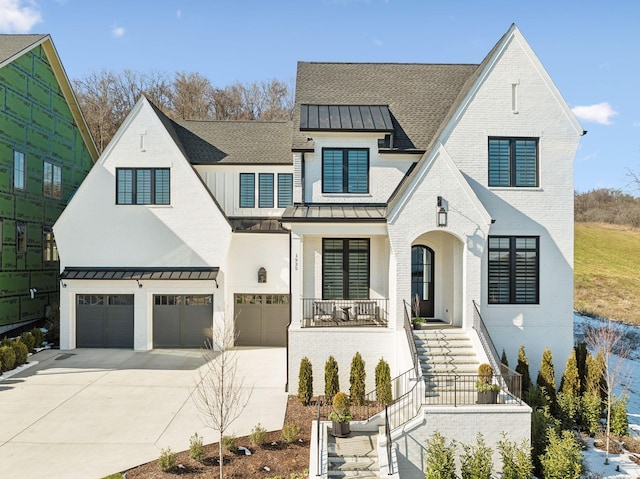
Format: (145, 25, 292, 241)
(292, 62, 479, 151)
(0, 34, 47, 64)
(174, 119, 293, 165)
(0, 34, 99, 162)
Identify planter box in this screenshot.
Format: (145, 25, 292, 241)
(331, 420, 351, 438)
(476, 390, 499, 404)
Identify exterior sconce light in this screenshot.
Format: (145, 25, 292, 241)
(437, 196, 447, 227)
(136, 280, 143, 289)
(258, 267, 267, 283)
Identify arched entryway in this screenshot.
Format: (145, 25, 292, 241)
(411, 245, 434, 318)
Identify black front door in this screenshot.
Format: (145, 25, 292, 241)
(411, 245, 434, 318)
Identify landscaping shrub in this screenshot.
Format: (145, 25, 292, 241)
(20, 332, 35, 353)
(575, 341, 588, 394)
(31, 327, 44, 349)
(515, 345, 533, 399)
(424, 431, 456, 479)
(540, 430, 582, 479)
(560, 349, 580, 397)
(557, 391, 580, 430)
(297, 357, 313, 405)
(329, 392, 351, 423)
(281, 421, 299, 443)
(460, 433, 492, 479)
(501, 348, 509, 367)
(158, 447, 176, 472)
(45, 303, 60, 346)
(11, 339, 28, 367)
(531, 404, 559, 477)
(610, 395, 629, 436)
(189, 432, 206, 463)
(324, 356, 339, 404)
(0, 345, 16, 372)
(221, 435, 237, 452)
(536, 347, 557, 411)
(249, 423, 267, 447)
(580, 392, 601, 435)
(349, 352, 366, 406)
(374, 357, 392, 406)
(497, 435, 533, 479)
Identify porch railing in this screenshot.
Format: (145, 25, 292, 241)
(472, 300, 523, 403)
(403, 300, 420, 378)
(301, 298, 388, 328)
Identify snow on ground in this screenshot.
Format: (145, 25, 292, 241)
(574, 313, 640, 478)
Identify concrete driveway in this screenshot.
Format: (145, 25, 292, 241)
(0, 347, 288, 478)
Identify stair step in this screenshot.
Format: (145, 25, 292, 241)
(328, 456, 379, 471)
(328, 473, 380, 479)
(419, 355, 479, 364)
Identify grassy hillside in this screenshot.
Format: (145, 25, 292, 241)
(575, 222, 640, 325)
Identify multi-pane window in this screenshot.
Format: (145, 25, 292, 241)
(43, 226, 58, 262)
(116, 168, 170, 205)
(16, 222, 26, 253)
(488, 138, 538, 187)
(322, 238, 370, 299)
(43, 161, 62, 199)
(258, 173, 274, 208)
(277, 173, 293, 208)
(239, 173, 255, 208)
(488, 236, 539, 304)
(322, 148, 369, 193)
(14, 151, 25, 190)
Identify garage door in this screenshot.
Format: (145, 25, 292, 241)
(234, 294, 289, 347)
(76, 294, 134, 348)
(153, 295, 213, 348)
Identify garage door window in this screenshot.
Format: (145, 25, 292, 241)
(186, 295, 212, 306)
(155, 295, 182, 305)
(109, 295, 134, 305)
(77, 295, 104, 305)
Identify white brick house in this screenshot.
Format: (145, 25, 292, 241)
(54, 25, 581, 472)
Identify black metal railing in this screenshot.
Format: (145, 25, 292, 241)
(385, 377, 424, 430)
(384, 406, 394, 476)
(301, 298, 388, 328)
(472, 301, 523, 403)
(315, 401, 322, 477)
(404, 300, 421, 378)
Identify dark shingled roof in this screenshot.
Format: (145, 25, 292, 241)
(145, 100, 292, 165)
(282, 204, 387, 222)
(292, 62, 479, 151)
(0, 34, 47, 65)
(174, 119, 293, 165)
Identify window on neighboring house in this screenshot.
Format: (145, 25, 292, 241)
(239, 173, 255, 208)
(322, 148, 369, 193)
(16, 222, 26, 254)
(43, 161, 62, 199)
(258, 173, 274, 208)
(488, 138, 538, 187)
(14, 151, 25, 190)
(277, 173, 293, 208)
(43, 226, 58, 262)
(116, 168, 170, 205)
(488, 236, 539, 304)
(322, 238, 370, 299)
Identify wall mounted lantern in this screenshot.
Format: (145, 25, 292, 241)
(437, 196, 448, 227)
(258, 267, 267, 283)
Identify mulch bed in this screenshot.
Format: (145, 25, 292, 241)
(123, 396, 319, 478)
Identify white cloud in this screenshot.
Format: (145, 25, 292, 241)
(111, 24, 125, 38)
(176, 9, 181, 18)
(373, 38, 383, 47)
(0, 0, 43, 33)
(633, 121, 640, 128)
(572, 102, 618, 125)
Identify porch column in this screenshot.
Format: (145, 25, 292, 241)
(290, 233, 302, 328)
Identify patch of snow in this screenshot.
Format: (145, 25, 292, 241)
(238, 446, 251, 455)
(574, 313, 640, 477)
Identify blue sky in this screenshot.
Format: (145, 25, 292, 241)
(1, 0, 638, 194)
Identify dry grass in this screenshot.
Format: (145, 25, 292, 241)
(575, 222, 640, 325)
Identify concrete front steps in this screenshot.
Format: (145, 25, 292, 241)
(414, 324, 482, 403)
(327, 431, 380, 478)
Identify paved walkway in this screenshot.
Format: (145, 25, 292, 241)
(0, 347, 287, 478)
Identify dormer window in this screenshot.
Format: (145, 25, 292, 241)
(322, 148, 369, 194)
